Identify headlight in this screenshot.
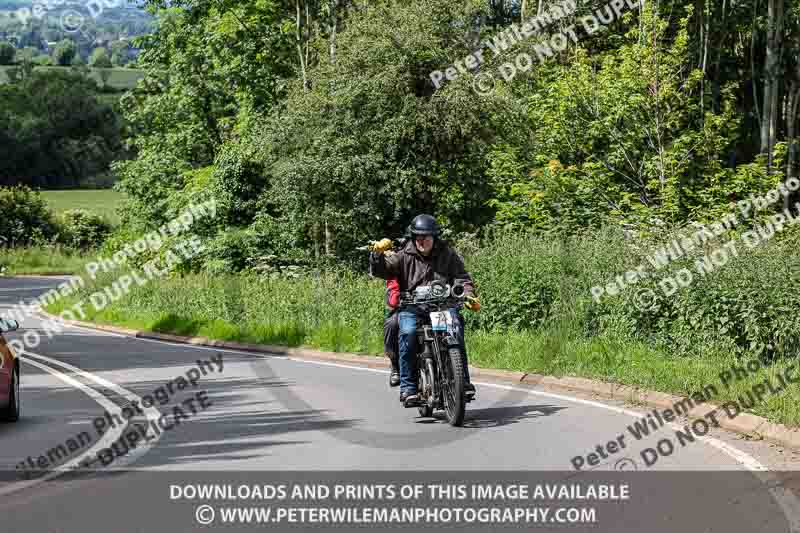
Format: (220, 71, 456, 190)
(430, 281, 449, 299)
(451, 283, 466, 298)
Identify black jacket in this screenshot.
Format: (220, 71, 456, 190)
(369, 238, 475, 295)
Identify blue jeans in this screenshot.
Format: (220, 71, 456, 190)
(398, 308, 468, 394)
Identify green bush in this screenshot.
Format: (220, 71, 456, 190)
(608, 224, 800, 359)
(58, 209, 112, 249)
(0, 186, 58, 247)
(463, 226, 628, 333)
(0, 41, 15, 65)
(464, 221, 800, 361)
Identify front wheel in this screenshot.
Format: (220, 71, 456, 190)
(442, 347, 466, 427)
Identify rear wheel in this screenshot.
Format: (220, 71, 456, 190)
(1, 366, 19, 422)
(442, 347, 466, 427)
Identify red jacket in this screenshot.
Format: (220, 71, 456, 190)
(386, 278, 400, 308)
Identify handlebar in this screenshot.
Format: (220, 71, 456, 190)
(398, 281, 469, 308)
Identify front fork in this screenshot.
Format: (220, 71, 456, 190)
(420, 326, 438, 404)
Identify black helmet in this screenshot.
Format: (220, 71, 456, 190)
(409, 214, 440, 237)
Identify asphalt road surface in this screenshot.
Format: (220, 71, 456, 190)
(0, 276, 799, 533)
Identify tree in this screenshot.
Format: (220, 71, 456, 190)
(34, 54, 53, 66)
(260, 1, 504, 255)
(0, 41, 15, 65)
(52, 39, 77, 66)
(89, 47, 112, 68)
(760, 0, 786, 172)
(111, 40, 129, 66)
(0, 69, 123, 187)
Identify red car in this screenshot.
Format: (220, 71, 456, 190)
(0, 318, 20, 422)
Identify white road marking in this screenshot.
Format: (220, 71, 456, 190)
(0, 357, 126, 497)
(22, 350, 163, 469)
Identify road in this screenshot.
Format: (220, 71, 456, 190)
(0, 276, 798, 532)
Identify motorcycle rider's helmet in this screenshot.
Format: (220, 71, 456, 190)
(409, 214, 440, 237)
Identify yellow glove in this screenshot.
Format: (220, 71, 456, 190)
(464, 295, 481, 312)
(370, 238, 393, 253)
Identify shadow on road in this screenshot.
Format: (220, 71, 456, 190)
(416, 403, 566, 428)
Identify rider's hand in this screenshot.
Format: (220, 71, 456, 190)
(370, 238, 393, 253)
(465, 295, 481, 312)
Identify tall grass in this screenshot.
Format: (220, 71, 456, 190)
(0, 245, 91, 274)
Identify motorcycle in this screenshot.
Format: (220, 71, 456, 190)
(398, 280, 472, 427)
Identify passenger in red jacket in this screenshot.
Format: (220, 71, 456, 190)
(384, 277, 401, 387)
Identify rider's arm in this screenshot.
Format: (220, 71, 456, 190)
(369, 250, 402, 280)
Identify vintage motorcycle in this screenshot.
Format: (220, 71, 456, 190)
(398, 280, 472, 427)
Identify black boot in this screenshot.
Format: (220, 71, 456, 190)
(400, 390, 420, 406)
(388, 353, 400, 387)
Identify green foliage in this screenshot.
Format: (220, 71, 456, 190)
(207, 142, 268, 226)
(113, 151, 191, 228)
(33, 54, 53, 66)
(52, 39, 77, 66)
(256, 0, 511, 258)
(58, 209, 112, 249)
(487, 3, 746, 231)
(0, 68, 123, 187)
(89, 47, 112, 68)
(0, 186, 58, 247)
(0, 245, 92, 275)
(0, 41, 14, 65)
(603, 223, 800, 360)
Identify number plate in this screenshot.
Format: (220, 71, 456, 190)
(430, 311, 450, 332)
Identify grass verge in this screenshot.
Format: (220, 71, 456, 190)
(0, 246, 90, 275)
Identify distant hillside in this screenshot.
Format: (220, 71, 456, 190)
(0, 0, 152, 27)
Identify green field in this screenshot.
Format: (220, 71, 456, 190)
(40, 189, 124, 224)
(0, 65, 144, 90)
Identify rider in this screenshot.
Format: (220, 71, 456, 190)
(378, 233, 409, 388)
(369, 214, 480, 405)
(384, 276, 401, 387)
